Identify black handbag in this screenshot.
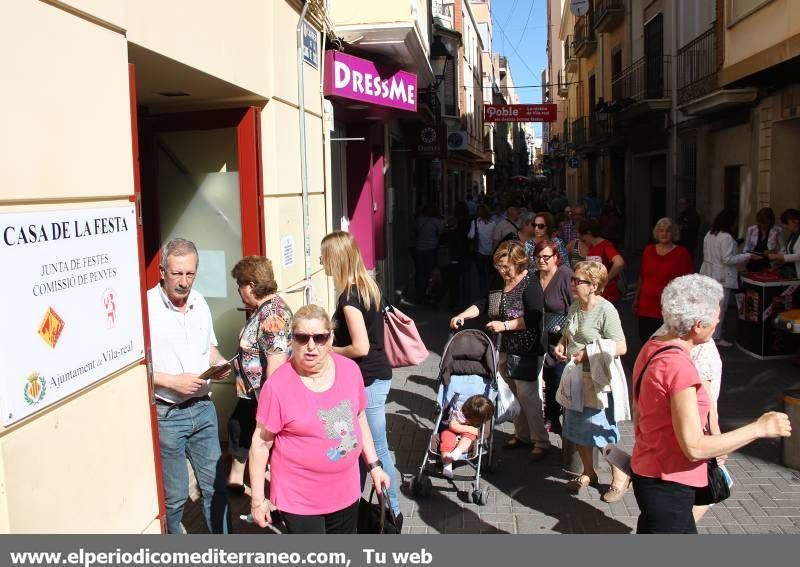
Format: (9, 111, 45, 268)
(505, 352, 541, 381)
(357, 488, 400, 534)
(694, 457, 731, 505)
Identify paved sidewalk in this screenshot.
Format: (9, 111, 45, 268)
(185, 294, 800, 535)
(384, 301, 800, 534)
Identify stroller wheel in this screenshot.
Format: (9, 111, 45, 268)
(419, 476, 433, 497)
(472, 487, 490, 506)
(410, 475, 432, 498)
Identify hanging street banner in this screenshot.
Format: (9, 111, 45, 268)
(0, 205, 144, 425)
(484, 103, 558, 123)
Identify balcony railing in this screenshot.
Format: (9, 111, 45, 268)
(574, 12, 597, 57)
(557, 69, 569, 96)
(594, 0, 625, 33)
(572, 117, 588, 146)
(590, 114, 616, 142)
(432, 0, 454, 29)
(612, 55, 672, 103)
(564, 36, 577, 72)
(677, 25, 718, 105)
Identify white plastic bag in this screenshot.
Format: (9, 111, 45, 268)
(495, 372, 520, 424)
(555, 359, 583, 412)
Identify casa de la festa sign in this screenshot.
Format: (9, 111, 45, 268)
(0, 205, 144, 425)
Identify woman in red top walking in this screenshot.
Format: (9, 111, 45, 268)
(631, 274, 791, 534)
(577, 218, 625, 306)
(633, 218, 693, 344)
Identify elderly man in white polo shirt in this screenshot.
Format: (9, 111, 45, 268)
(147, 238, 231, 534)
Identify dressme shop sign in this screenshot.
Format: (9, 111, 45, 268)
(0, 205, 144, 425)
(324, 51, 418, 112)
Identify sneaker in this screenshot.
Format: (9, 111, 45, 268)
(715, 338, 734, 348)
(442, 463, 453, 479)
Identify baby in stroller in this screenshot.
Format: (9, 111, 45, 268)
(441, 394, 494, 478)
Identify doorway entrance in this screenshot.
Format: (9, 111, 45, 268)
(139, 109, 264, 356)
(138, 108, 264, 437)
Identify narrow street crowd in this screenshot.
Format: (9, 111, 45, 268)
(150, 187, 798, 535)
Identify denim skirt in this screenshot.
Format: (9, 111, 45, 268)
(562, 403, 619, 448)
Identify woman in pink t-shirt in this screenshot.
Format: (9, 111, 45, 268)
(248, 304, 390, 534)
(631, 274, 791, 534)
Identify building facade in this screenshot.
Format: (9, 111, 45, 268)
(1, 0, 331, 532)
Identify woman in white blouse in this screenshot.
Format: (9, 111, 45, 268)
(699, 209, 756, 347)
(743, 207, 782, 272)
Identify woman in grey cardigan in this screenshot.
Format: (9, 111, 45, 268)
(532, 239, 573, 435)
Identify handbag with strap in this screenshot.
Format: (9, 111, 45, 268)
(694, 455, 731, 505)
(357, 487, 400, 534)
(383, 305, 428, 368)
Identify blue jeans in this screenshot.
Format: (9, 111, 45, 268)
(156, 398, 232, 534)
(359, 378, 401, 515)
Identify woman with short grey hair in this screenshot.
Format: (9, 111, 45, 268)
(631, 274, 791, 533)
(660, 274, 723, 336)
(633, 217, 693, 344)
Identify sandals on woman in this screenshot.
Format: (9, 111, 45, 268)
(601, 479, 631, 503)
(565, 472, 598, 493)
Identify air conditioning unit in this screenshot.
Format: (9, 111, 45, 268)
(447, 131, 469, 150)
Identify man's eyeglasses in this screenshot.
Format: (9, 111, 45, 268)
(533, 223, 547, 229)
(293, 332, 331, 346)
(535, 254, 555, 262)
(570, 277, 591, 286)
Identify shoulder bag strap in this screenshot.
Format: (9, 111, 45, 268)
(633, 345, 683, 401)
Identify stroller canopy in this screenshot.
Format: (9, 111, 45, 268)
(439, 329, 497, 385)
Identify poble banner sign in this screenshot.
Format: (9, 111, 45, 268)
(484, 104, 557, 123)
(0, 205, 144, 425)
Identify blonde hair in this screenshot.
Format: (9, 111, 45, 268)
(493, 240, 528, 273)
(291, 304, 333, 332)
(573, 260, 608, 293)
(652, 217, 679, 242)
(320, 231, 382, 310)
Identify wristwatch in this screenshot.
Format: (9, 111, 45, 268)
(366, 459, 383, 471)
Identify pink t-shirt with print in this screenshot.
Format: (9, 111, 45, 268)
(256, 353, 367, 515)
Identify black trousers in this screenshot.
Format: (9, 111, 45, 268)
(281, 500, 360, 534)
(227, 397, 258, 462)
(632, 473, 697, 534)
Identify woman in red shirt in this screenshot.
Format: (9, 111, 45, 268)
(633, 218, 693, 344)
(632, 274, 791, 534)
(577, 218, 625, 305)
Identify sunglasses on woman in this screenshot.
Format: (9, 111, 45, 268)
(570, 276, 591, 286)
(292, 332, 331, 345)
(533, 223, 547, 229)
(535, 253, 555, 262)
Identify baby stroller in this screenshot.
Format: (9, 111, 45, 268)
(408, 329, 499, 505)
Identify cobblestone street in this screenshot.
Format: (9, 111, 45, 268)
(187, 294, 800, 535)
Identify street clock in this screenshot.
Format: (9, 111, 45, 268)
(570, 0, 590, 17)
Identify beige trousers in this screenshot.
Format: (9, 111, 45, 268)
(499, 353, 550, 448)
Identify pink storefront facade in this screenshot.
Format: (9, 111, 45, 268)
(324, 50, 419, 277)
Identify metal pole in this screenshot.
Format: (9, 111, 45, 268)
(297, 0, 312, 305)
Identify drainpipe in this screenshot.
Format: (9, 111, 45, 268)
(670, 0, 679, 218)
(297, 0, 312, 305)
